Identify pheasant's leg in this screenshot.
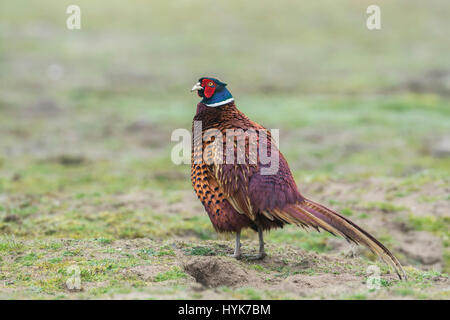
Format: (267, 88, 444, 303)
(230, 231, 242, 259)
(257, 226, 266, 259)
(243, 226, 266, 260)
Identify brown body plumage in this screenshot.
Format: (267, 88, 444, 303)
(190, 77, 406, 280)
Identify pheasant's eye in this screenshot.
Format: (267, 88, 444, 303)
(208, 82, 214, 87)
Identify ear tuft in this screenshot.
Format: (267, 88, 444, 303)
(215, 79, 227, 87)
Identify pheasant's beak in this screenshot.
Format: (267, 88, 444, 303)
(191, 82, 203, 92)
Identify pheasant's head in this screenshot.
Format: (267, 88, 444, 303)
(191, 77, 234, 107)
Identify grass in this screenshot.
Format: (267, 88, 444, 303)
(0, 238, 448, 299)
(184, 246, 215, 256)
(407, 215, 450, 237)
(0, 94, 448, 299)
(140, 247, 176, 257)
(153, 267, 187, 282)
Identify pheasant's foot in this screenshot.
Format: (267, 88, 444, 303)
(243, 251, 266, 260)
(228, 253, 243, 260)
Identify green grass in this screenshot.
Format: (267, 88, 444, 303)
(153, 267, 187, 282)
(140, 247, 176, 257)
(268, 227, 333, 253)
(406, 215, 450, 272)
(184, 246, 215, 256)
(407, 215, 450, 237)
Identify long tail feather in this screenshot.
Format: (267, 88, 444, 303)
(280, 198, 406, 280)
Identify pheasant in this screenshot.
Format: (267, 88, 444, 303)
(190, 76, 406, 280)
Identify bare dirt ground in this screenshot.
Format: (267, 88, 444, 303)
(0, 177, 448, 300)
(3, 237, 448, 300)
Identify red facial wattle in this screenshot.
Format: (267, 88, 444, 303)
(201, 79, 216, 98)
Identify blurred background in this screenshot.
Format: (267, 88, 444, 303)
(0, 0, 449, 299)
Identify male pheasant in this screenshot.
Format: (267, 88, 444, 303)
(190, 76, 406, 280)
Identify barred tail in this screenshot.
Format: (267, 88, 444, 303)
(277, 198, 406, 280)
